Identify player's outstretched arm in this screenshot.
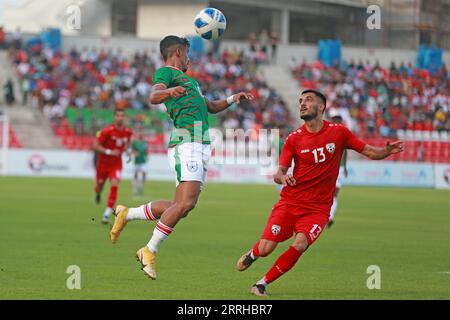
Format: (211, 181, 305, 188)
(273, 165, 296, 186)
(150, 84, 187, 104)
(360, 140, 404, 160)
(205, 92, 254, 114)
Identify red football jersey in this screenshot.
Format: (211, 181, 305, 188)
(279, 121, 366, 211)
(96, 124, 132, 169)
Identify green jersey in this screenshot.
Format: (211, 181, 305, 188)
(152, 66, 210, 147)
(132, 140, 148, 165)
(278, 138, 285, 156)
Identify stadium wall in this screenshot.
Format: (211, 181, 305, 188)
(137, 4, 204, 39)
(2, 149, 449, 189)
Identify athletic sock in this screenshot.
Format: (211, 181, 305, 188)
(251, 240, 261, 259)
(107, 185, 118, 208)
(256, 278, 268, 287)
(147, 221, 173, 253)
(264, 246, 302, 284)
(329, 196, 338, 220)
(127, 202, 156, 221)
(103, 207, 113, 220)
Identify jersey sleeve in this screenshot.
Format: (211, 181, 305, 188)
(96, 128, 109, 145)
(342, 126, 366, 153)
(152, 67, 173, 87)
(279, 136, 294, 167)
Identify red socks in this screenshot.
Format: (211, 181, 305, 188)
(252, 241, 261, 257)
(107, 185, 118, 208)
(264, 246, 302, 284)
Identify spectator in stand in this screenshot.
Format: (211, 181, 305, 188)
(259, 29, 270, 55)
(4, 79, 15, 105)
(270, 31, 279, 63)
(0, 26, 5, 50)
(249, 32, 258, 53)
(12, 27, 23, 50)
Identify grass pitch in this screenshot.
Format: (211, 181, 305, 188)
(0, 176, 449, 299)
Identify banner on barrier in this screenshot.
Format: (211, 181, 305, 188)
(2, 149, 442, 188)
(434, 164, 450, 190)
(343, 161, 435, 188)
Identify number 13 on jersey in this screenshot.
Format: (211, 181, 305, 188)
(312, 147, 326, 163)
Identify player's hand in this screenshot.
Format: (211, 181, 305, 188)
(126, 150, 133, 163)
(281, 174, 296, 187)
(232, 92, 254, 104)
(110, 149, 121, 157)
(385, 140, 404, 155)
(170, 86, 187, 98)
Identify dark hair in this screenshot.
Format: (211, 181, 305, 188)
(160, 35, 190, 61)
(301, 89, 327, 108)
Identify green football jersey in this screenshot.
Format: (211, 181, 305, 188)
(132, 140, 148, 165)
(152, 66, 210, 147)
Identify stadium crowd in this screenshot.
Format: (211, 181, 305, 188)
(290, 57, 450, 138)
(10, 42, 292, 137)
(8, 37, 450, 147)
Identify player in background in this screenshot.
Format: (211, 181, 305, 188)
(327, 109, 348, 228)
(236, 89, 403, 296)
(92, 108, 132, 224)
(131, 124, 149, 197)
(110, 35, 254, 280)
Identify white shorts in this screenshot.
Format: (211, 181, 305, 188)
(168, 142, 211, 185)
(134, 164, 147, 175)
(336, 166, 346, 189)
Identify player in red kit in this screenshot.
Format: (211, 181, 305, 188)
(92, 109, 133, 224)
(236, 89, 404, 296)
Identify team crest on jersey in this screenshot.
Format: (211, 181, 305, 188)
(326, 143, 335, 154)
(271, 225, 281, 236)
(186, 161, 199, 173)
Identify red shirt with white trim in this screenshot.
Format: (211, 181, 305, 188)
(279, 120, 366, 211)
(96, 124, 132, 169)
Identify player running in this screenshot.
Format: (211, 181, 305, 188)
(92, 108, 132, 224)
(131, 124, 149, 197)
(110, 35, 254, 280)
(327, 109, 348, 228)
(236, 89, 403, 296)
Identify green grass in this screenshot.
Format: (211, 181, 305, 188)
(0, 176, 449, 299)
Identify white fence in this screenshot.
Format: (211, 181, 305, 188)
(1, 149, 449, 189)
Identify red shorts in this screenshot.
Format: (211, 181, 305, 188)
(261, 201, 329, 245)
(96, 166, 122, 184)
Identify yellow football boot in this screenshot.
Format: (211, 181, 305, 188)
(136, 246, 157, 280)
(110, 205, 129, 244)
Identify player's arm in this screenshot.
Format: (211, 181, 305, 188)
(131, 143, 140, 157)
(274, 134, 295, 186)
(273, 165, 296, 186)
(205, 92, 254, 114)
(92, 140, 120, 156)
(125, 139, 133, 163)
(343, 150, 348, 176)
(360, 141, 404, 160)
(150, 83, 187, 104)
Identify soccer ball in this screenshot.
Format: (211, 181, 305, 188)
(194, 8, 226, 40)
